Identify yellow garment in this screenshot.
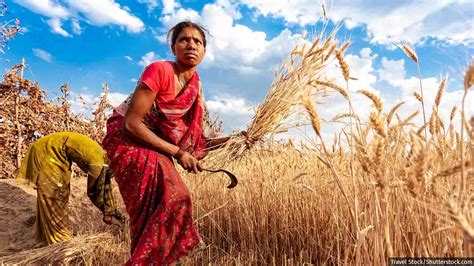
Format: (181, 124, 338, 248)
(17, 132, 109, 244)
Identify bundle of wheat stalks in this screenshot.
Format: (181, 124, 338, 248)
(205, 29, 350, 166)
(0, 232, 127, 265)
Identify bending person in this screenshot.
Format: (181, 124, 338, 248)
(17, 132, 122, 245)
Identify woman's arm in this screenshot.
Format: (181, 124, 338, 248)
(205, 131, 255, 151)
(123, 82, 202, 173)
(206, 136, 231, 150)
(123, 82, 179, 156)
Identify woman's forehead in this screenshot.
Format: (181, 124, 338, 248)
(177, 27, 203, 40)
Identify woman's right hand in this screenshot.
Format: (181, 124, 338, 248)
(178, 152, 203, 174)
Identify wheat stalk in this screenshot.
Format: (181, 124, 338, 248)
(340, 40, 352, 54)
(387, 102, 405, 125)
(434, 77, 447, 109)
(450, 106, 457, 122)
(413, 91, 423, 103)
(312, 80, 349, 99)
(358, 90, 382, 113)
(305, 99, 321, 136)
(398, 42, 418, 63)
(399, 43, 427, 138)
(335, 49, 350, 81)
(369, 112, 385, 137)
(459, 60, 473, 200)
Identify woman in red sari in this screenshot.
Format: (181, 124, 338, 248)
(102, 21, 238, 265)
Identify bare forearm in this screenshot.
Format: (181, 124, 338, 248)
(123, 120, 179, 156)
(206, 136, 231, 150)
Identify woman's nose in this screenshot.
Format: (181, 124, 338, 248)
(187, 40, 197, 50)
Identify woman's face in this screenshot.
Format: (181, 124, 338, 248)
(172, 27, 206, 68)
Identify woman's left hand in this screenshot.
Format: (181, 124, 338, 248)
(239, 131, 255, 149)
(103, 215, 113, 225)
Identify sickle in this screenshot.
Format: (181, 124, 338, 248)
(203, 168, 238, 189)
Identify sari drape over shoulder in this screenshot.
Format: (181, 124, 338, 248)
(102, 61, 208, 265)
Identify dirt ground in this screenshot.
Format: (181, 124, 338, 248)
(0, 176, 122, 257)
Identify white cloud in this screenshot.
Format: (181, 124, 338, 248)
(206, 95, 255, 131)
(71, 19, 82, 35)
(64, 0, 144, 33)
(158, 1, 301, 72)
(32, 48, 53, 62)
(331, 0, 473, 45)
(238, 0, 320, 26)
(108, 92, 128, 107)
(236, 0, 474, 46)
(369, 55, 474, 134)
(124, 56, 133, 61)
(138, 0, 159, 12)
(324, 47, 378, 92)
(378, 58, 406, 83)
(162, 0, 180, 14)
(69, 91, 128, 117)
(138, 52, 160, 67)
(14, 0, 144, 36)
(13, 0, 69, 18)
(47, 18, 71, 37)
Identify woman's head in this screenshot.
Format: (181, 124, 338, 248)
(168, 21, 208, 68)
(167, 21, 208, 48)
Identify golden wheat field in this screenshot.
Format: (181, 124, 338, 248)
(0, 2, 473, 265)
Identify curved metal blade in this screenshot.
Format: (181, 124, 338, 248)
(203, 168, 238, 189)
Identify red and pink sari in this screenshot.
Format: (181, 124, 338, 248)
(102, 61, 208, 265)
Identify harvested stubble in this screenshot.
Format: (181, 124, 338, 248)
(0, 232, 128, 265)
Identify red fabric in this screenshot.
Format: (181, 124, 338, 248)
(139, 61, 175, 104)
(102, 61, 207, 265)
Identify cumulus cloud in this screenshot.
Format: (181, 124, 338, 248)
(124, 56, 133, 61)
(378, 58, 406, 83)
(158, 0, 301, 73)
(32, 48, 53, 62)
(138, 52, 160, 67)
(47, 17, 71, 37)
(108, 92, 129, 107)
(238, 0, 320, 26)
(206, 95, 255, 131)
(71, 19, 82, 35)
(162, 0, 180, 14)
(69, 91, 128, 117)
(138, 0, 159, 12)
(236, 0, 474, 46)
(14, 0, 69, 18)
(13, 0, 144, 36)
(63, 0, 144, 33)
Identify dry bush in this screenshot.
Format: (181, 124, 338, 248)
(0, 1, 21, 54)
(0, 63, 111, 179)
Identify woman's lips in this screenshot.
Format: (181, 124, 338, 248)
(184, 53, 197, 58)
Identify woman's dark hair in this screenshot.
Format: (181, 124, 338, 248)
(167, 20, 209, 48)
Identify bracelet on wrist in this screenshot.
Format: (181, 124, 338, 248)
(174, 147, 185, 160)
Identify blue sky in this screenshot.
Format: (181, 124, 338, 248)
(2, 0, 473, 136)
